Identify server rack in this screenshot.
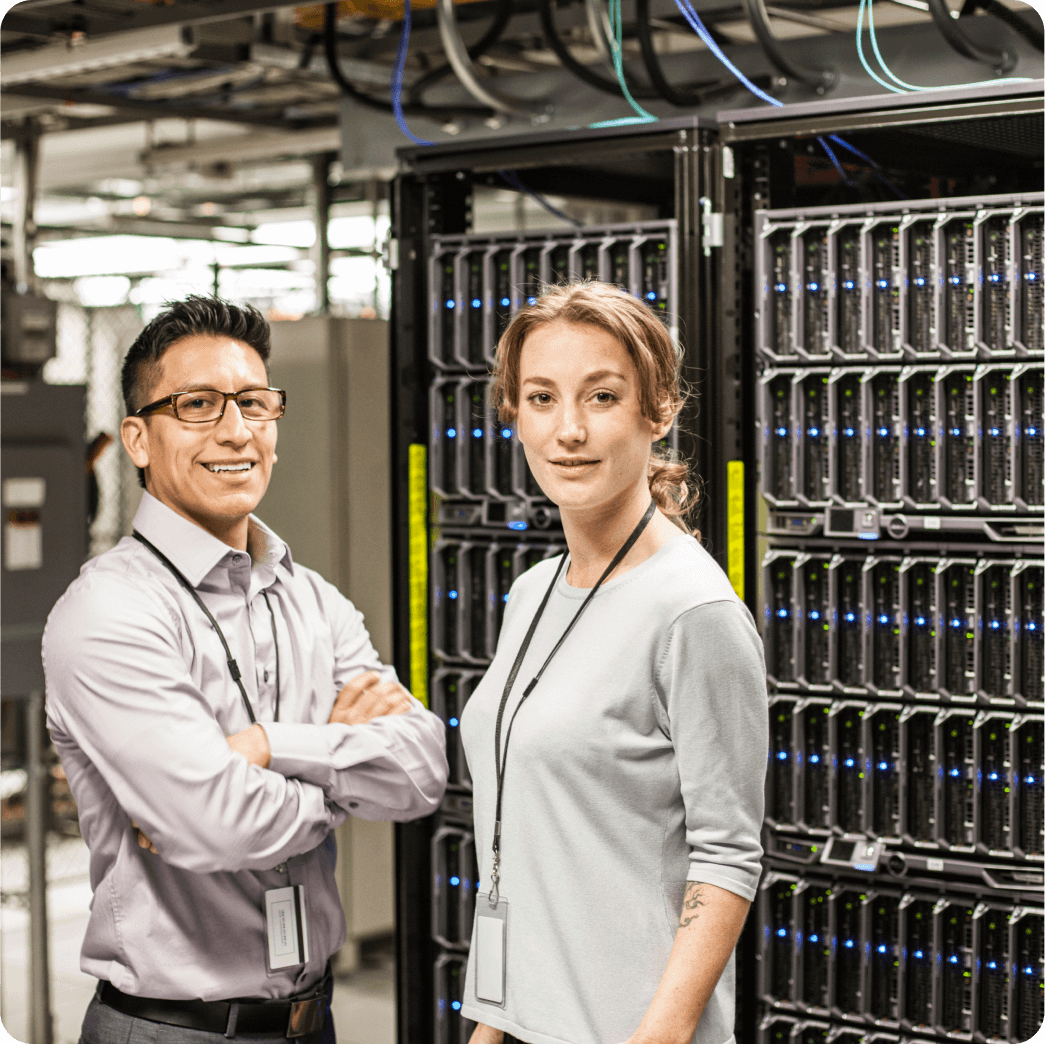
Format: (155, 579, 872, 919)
(721, 85, 1044, 1044)
(391, 118, 731, 1044)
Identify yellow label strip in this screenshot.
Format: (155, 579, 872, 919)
(407, 444, 429, 707)
(727, 460, 745, 601)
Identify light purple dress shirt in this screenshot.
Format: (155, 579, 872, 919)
(43, 492, 447, 1001)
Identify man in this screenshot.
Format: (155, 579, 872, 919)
(43, 296, 447, 1044)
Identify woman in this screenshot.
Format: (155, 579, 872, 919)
(459, 281, 768, 1044)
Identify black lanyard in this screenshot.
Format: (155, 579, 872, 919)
(132, 530, 281, 726)
(488, 499, 656, 904)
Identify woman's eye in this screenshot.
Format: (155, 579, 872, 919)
(531, 392, 551, 405)
(594, 391, 615, 403)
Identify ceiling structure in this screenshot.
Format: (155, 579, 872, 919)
(0, 0, 1040, 289)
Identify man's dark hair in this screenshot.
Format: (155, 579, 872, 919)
(122, 296, 272, 487)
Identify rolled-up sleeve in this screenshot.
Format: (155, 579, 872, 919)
(264, 576, 448, 820)
(655, 598, 768, 901)
(43, 574, 341, 875)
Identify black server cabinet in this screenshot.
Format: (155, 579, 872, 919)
(390, 117, 750, 1044)
(723, 84, 1044, 1044)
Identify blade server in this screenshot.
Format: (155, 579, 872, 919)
(755, 192, 1043, 1044)
(425, 219, 680, 1043)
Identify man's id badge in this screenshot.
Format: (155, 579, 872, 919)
(473, 894, 507, 1006)
(265, 886, 309, 970)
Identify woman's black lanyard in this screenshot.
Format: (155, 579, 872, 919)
(488, 499, 656, 906)
(132, 530, 280, 726)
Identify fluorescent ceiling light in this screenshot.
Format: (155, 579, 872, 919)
(1, 26, 196, 88)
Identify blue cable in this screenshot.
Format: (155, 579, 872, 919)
(497, 170, 583, 226)
(391, 0, 434, 145)
(818, 135, 855, 185)
(672, 0, 783, 107)
(589, 0, 658, 127)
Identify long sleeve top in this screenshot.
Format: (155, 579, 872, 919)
(42, 492, 447, 1001)
(459, 533, 768, 1044)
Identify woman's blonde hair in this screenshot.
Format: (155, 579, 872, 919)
(491, 281, 697, 525)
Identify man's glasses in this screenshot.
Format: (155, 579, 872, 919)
(134, 388, 287, 424)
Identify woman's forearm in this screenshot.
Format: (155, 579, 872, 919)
(626, 881, 751, 1044)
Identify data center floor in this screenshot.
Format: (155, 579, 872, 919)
(0, 838, 396, 1044)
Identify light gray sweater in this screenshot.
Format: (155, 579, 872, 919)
(460, 533, 769, 1044)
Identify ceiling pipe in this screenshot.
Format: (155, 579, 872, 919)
(742, 0, 836, 91)
(924, 0, 1016, 72)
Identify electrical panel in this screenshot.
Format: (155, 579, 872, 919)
(755, 193, 1043, 1044)
(425, 219, 680, 1027)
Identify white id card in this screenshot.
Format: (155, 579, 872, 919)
(265, 886, 309, 970)
(474, 894, 508, 1006)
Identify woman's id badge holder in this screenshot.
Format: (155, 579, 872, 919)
(473, 894, 508, 1006)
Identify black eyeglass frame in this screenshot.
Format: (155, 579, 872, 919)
(133, 387, 287, 423)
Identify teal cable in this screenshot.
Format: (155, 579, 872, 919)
(589, 0, 658, 127)
(857, 0, 906, 91)
(860, 0, 1031, 91)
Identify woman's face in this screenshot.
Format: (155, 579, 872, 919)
(515, 320, 671, 517)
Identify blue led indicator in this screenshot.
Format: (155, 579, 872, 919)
(448, 717, 459, 727)
(843, 280, 855, 290)
(990, 620, 1000, 630)
(809, 934, 819, 943)
(1029, 622, 1038, 632)
(809, 611, 820, 620)
(447, 428, 457, 439)
(809, 754, 820, 764)
(808, 427, 819, 437)
(950, 276, 962, 285)
(1028, 427, 1038, 436)
(990, 427, 1000, 436)
(989, 772, 998, 780)
(950, 955, 959, 964)
(878, 614, 889, 624)
(501, 297, 510, 307)
(777, 928, 787, 937)
(952, 618, 962, 628)
(844, 427, 855, 437)
(916, 427, 926, 436)
(452, 1001, 462, 1011)
(503, 593, 510, 602)
(777, 608, 788, 618)
(1026, 967, 1036, 975)
(1029, 272, 1039, 281)
(878, 945, 887, 954)
(448, 590, 458, 600)
(951, 427, 962, 436)
(914, 950, 923, 959)
(878, 427, 889, 437)
(450, 876, 460, 886)
(878, 761, 889, 771)
(502, 428, 513, 439)
(527, 296, 537, 306)
(507, 521, 528, 531)
(844, 940, 854, 948)
(950, 768, 961, 777)
(988, 961, 997, 970)
(775, 283, 787, 292)
(845, 613, 856, 622)
(914, 277, 925, 286)
(916, 616, 926, 626)
(845, 758, 855, 768)
(988, 273, 1001, 282)
(646, 291, 657, 301)
(472, 298, 481, 308)
(472, 428, 483, 438)
(446, 299, 455, 309)
(877, 279, 889, 289)
(776, 427, 788, 437)
(777, 750, 788, 761)
(808, 282, 819, 292)
(1028, 775, 1037, 784)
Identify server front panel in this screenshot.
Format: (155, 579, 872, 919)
(755, 192, 1043, 1044)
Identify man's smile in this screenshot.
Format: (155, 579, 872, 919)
(203, 461, 255, 473)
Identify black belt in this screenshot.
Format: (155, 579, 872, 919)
(98, 971, 332, 1039)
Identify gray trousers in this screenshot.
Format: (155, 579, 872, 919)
(79, 991, 336, 1044)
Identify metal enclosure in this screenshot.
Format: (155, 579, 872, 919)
(390, 116, 745, 1044)
(721, 83, 1044, 1044)
(1, 381, 87, 698)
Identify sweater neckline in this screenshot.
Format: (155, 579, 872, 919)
(552, 532, 693, 601)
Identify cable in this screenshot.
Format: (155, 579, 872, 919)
(742, 0, 834, 89)
(391, 0, 434, 143)
(971, 0, 1043, 52)
(324, 2, 491, 124)
(538, 0, 661, 99)
(497, 170, 583, 226)
(858, 0, 1031, 91)
(635, 0, 736, 106)
(817, 135, 856, 185)
(590, 0, 658, 124)
(408, 0, 514, 104)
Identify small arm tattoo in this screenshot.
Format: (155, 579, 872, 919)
(680, 882, 706, 928)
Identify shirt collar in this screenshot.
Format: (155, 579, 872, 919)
(132, 492, 294, 588)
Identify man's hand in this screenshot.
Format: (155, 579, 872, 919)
(329, 671, 412, 727)
(467, 1025, 504, 1044)
(131, 820, 157, 854)
(226, 723, 271, 768)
